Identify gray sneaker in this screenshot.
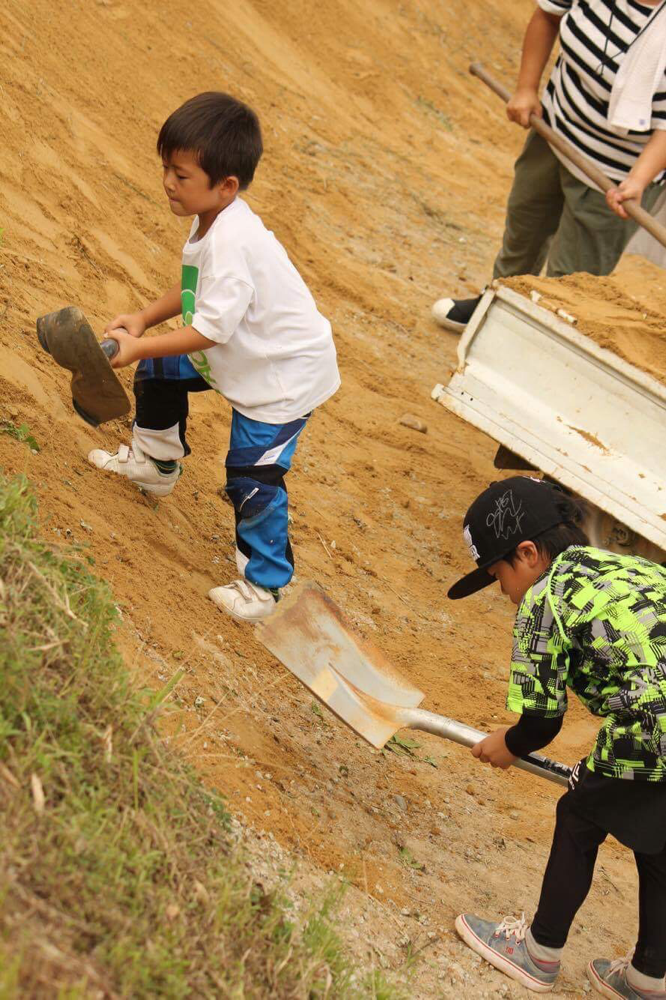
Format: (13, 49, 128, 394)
(455, 913, 559, 993)
(588, 957, 666, 999)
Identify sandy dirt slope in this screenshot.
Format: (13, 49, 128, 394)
(1, 0, 662, 995)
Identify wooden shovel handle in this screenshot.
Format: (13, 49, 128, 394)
(470, 62, 666, 251)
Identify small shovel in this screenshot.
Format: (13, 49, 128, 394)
(257, 582, 571, 787)
(36, 306, 131, 427)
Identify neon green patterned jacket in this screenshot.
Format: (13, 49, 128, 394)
(507, 546, 666, 782)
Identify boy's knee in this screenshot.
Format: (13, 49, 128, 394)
(225, 474, 285, 521)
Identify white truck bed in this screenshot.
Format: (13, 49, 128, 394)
(432, 285, 666, 559)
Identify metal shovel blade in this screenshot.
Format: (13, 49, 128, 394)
(257, 582, 571, 787)
(257, 581, 424, 747)
(36, 306, 130, 427)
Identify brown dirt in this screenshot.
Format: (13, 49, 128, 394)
(0, 0, 659, 995)
(503, 257, 666, 384)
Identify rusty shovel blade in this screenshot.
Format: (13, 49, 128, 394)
(257, 582, 572, 787)
(256, 581, 425, 747)
(36, 306, 130, 427)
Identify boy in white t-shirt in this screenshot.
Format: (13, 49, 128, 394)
(89, 92, 340, 622)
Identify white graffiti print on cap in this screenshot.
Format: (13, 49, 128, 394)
(486, 490, 525, 540)
(463, 524, 480, 561)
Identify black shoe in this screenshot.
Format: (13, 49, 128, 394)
(432, 295, 482, 333)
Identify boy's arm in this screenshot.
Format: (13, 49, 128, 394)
(106, 325, 215, 369)
(106, 283, 182, 339)
(472, 715, 564, 769)
(139, 283, 182, 329)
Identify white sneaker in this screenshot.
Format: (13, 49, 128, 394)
(87, 443, 180, 496)
(208, 579, 277, 622)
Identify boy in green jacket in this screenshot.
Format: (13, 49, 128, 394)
(448, 476, 666, 998)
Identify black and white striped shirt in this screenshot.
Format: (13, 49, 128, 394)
(538, 0, 666, 183)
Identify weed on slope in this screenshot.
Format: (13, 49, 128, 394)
(0, 473, 401, 998)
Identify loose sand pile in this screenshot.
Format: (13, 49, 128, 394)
(503, 255, 666, 384)
(1, 0, 664, 994)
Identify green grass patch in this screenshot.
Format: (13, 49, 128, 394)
(0, 473, 405, 998)
(0, 421, 40, 452)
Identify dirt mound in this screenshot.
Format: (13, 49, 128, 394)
(1, 0, 661, 994)
(503, 256, 666, 384)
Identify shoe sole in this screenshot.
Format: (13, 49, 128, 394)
(455, 915, 555, 994)
(586, 962, 625, 999)
(433, 315, 466, 333)
(133, 480, 177, 497)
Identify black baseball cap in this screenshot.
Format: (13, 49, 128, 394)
(447, 476, 566, 600)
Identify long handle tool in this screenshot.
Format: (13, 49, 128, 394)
(470, 62, 666, 252)
(257, 582, 571, 788)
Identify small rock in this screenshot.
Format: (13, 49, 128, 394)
(399, 413, 428, 434)
(394, 794, 408, 811)
(529, 290, 542, 304)
(80, 520, 93, 533)
(194, 696, 205, 709)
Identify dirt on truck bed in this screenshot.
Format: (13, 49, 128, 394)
(504, 258, 666, 386)
(0, 0, 661, 995)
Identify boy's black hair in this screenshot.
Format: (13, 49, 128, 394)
(505, 492, 589, 565)
(157, 92, 263, 190)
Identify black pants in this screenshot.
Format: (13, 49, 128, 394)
(531, 777, 666, 978)
(134, 375, 208, 456)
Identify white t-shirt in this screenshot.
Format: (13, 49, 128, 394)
(183, 197, 340, 423)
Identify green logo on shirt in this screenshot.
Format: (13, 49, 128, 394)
(181, 264, 198, 325)
(181, 263, 220, 392)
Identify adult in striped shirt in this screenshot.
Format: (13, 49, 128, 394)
(433, 0, 666, 334)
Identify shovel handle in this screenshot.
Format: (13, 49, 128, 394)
(398, 708, 571, 787)
(469, 62, 666, 252)
(101, 338, 120, 360)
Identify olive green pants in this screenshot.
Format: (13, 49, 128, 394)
(493, 130, 662, 280)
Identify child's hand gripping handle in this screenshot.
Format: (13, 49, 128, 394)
(101, 339, 120, 360)
(396, 708, 572, 787)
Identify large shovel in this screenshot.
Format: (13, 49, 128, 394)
(257, 582, 571, 787)
(36, 306, 130, 427)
